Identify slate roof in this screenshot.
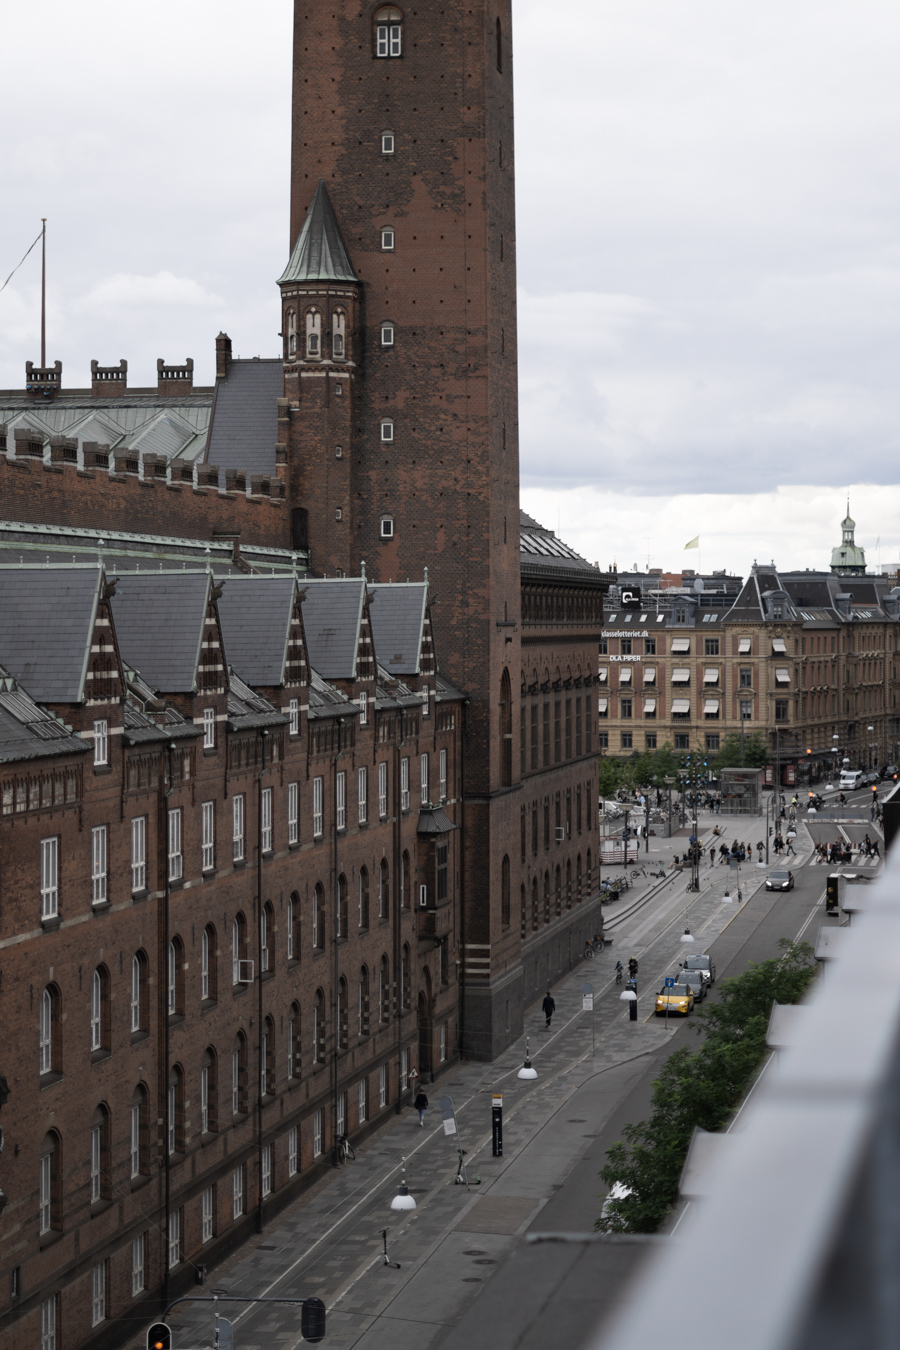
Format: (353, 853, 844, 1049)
(123, 694, 199, 746)
(301, 579, 366, 679)
(112, 573, 212, 693)
(417, 804, 458, 835)
(0, 668, 89, 763)
(204, 359, 282, 477)
(308, 668, 356, 719)
(278, 181, 357, 285)
(368, 583, 427, 676)
(435, 671, 466, 703)
(519, 509, 606, 581)
(227, 671, 287, 732)
(0, 568, 99, 702)
(217, 577, 297, 687)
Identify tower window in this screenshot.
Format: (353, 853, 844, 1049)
(381, 322, 395, 346)
(381, 131, 395, 155)
(381, 227, 395, 251)
(305, 309, 321, 357)
(375, 7, 402, 57)
(380, 419, 394, 442)
(380, 517, 394, 540)
(332, 309, 346, 358)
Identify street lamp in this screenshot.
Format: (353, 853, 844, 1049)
(867, 724, 875, 770)
(663, 776, 676, 840)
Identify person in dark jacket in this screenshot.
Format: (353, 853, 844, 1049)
(414, 1089, 428, 1126)
(542, 991, 556, 1028)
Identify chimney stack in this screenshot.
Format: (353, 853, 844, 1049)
(25, 360, 62, 400)
(215, 332, 232, 380)
(157, 358, 194, 397)
(91, 360, 127, 398)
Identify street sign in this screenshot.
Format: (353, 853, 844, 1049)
(664, 977, 675, 988)
(408, 1067, 419, 1082)
(582, 993, 593, 1011)
(216, 1316, 234, 1350)
(439, 1095, 458, 1136)
(491, 1094, 503, 1157)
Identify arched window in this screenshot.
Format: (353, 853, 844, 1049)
(358, 967, 370, 1035)
(262, 901, 274, 972)
(314, 989, 326, 1062)
(130, 1084, 148, 1179)
(543, 871, 551, 924)
(39, 1131, 61, 1235)
(520, 883, 526, 939)
(232, 1033, 247, 1114)
(90, 966, 110, 1054)
(401, 851, 410, 909)
(131, 951, 148, 1036)
(288, 891, 301, 962)
(313, 884, 325, 950)
(167, 1064, 185, 1153)
(168, 938, 184, 1017)
(337, 874, 348, 939)
(305, 308, 322, 357)
(500, 669, 512, 786)
(402, 942, 412, 1009)
(261, 1017, 275, 1097)
(501, 855, 510, 927)
(286, 308, 297, 357)
(555, 863, 562, 917)
(357, 867, 369, 930)
(201, 1048, 218, 1133)
(201, 924, 217, 1002)
(288, 1002, 301, 1078)
(566, 859, 572, 910)
(90, 1104, 110, 1204)
(40, 984, 60, 1076)
(338, 978, 349, 1050)
(379, 955, 390, 1022)
(586, 849, 592, 895)
(374, 6, 403, 58)
(531, 876, 539, 932)
(232, 913, 248, 984)
(332, 309, 346, 359)
(496, 15, 503, 72)
(576, 853, 582, 902)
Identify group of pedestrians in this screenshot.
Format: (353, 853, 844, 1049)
(814, 833, 881, 864)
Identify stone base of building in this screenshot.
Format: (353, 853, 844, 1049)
(461, 896, 605, 1061)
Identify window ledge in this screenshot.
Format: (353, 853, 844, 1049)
(131, 889, 149, 904)
(168, 877, 185, 891)
(168, 1013, 186, 1028)
(262, 849, 275, 860)
(232, 984, 247, 997)
(288, 841, 300, 852)
(233, 857, 247, 869)
(201, 998, 218, 1013)
(40, 1071, 63, 1090)
(131, 1030, 150, 1046)
(131, 1172, 151, 1192)
(39, 1230, 63, 1251)
(90, 1048, 111, 1065)
(41, 915, 61, 931)
(91, 900, 111, 914)
(90, 1198, 112, 1217)
(92, 765, 112, 777)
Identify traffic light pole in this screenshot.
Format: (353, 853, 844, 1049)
(156, 1293, 326, 1345)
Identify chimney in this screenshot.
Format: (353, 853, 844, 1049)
(215, 333, 232, 380)
(91, 360, 127, 398)
(13, 427, 44, 459)
(82, 442, 112, 471)
(25, 360, 62, 400)
(157, 358, 194, 397)
(48, 435, 79, 466)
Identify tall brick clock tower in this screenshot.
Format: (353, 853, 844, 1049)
(286, 0, 523, 1058)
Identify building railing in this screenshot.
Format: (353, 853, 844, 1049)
(592, 844, 900, 1350)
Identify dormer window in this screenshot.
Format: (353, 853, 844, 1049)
(381, 131, 395, 155)
(305, 309, 322, 358)
(381, 227, 395, 251)
(375, 6, 402, 57)
(332, 309, 346, 359)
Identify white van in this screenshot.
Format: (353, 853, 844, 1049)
(839, 769, 864, 790)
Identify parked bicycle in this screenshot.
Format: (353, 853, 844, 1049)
(615, 961, 624, 984)
(336, 1133, 355, 1164)
(583, 934, 605, 959)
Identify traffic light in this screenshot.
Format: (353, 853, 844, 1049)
(301, 1298, 326, 1344)
(146, 1324, 171, 1350)
(873, 785, 878, 794)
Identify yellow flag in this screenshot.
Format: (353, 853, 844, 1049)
(684, 536, 700, 549)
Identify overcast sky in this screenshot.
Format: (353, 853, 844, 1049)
(2, 1, 898, 577)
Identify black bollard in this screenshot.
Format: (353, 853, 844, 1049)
(629, 998, 638, 1022)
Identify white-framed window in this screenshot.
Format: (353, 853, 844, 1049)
(401, 1047, 408, 1085)
(376, 15, 402, 56)
(91, 825, 107, 904)
(378, 762, 388, 818)
(167, 1080, 176, 1152)
(131, 956, 141, 1031)
(419, 884, 428, 908)
(287, 903, 295, 962)
(232, 919, 241, 985)
(232, 1165, 244, 1218)
(41, 1297, 56, 1350)
(420, 752, 429, 805)
(203, 707, 216, 749)
(261, 906, 270, 973)
(167, 808, 183, 881)
(90, 1124, 102, 1201)
(39, 990, 53, 1074)
(380, 322, 395, 347)
(168, 1210, 181, 1267)
(93, 719, 108, 768)
(421, 686, 430, 718)
(313, 1108, 323, 1158)
(91, 1261, 106, 1326)
(312, 891, 320, 949)
(131, 816, 146, 891)
(288, 1125, 299, 1176)
(233, 794, 245, 861)
(358, 768, 367, 824)
(40, 837, 58, 919)
(380, 418, 394, 442)
(439, 748, 447, 801)
(167, 942, 177, 1016)
(202, 801, 215, 871)
(130, 1104, 141, 1177)
(131, 1234, 145, 1297)
(336, 771, 346, 831)
(90, 970, 102, 1051)
(201, 929, 210, 1000)
(380, 516, 394, 539)
(261, 787, 273, 852)
(379, 1064, 387, 1109)
(39, 1153, 52, 1233)
(313, 776, 324, 838)
(289, 698, 299, 735)
(400, 758, 409, 811)
(440, 1022, 447, 1062)
(337, 1093, 346, 1139)
(381, 227, 395, 251)
(201, 1063, 210, 1132)
(288, 782, 299, 845)
(202, 1186, 214, 1242)
(358, 1078, 367, 1123)
(381, 130, 395, 154)
(359, 690, 368, 725)
(231, 1047, 240, 1113)
(306, 308, 322, 357)
(262, 1143, 273, 1197)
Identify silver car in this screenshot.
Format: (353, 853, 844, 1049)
(682, 953, 716, 986)
(677, 967, 706, 1002)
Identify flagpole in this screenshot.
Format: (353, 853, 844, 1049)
(40, 218, 46, 369)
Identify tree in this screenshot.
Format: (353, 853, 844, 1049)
(714, 731, 769, 770)
(597, 755, 624, 800)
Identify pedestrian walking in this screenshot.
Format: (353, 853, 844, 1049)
(542, 990, 556, 1029)
(415, 1089, 429, 1127)
(785, 834, 796, 856)
(873, 839, 881, 857)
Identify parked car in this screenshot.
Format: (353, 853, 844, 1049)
(880, 764, 898, 781)
(655, 983, 694, 1017)
(677, 967, 706, 1002)
(862, 771, 879, 787)
(766, 869, 795, 891)
(839, 769, 864, 790)
(682, 953, 716, 986)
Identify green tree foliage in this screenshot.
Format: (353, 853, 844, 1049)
(714, 731, 770, 769)
(598, 743, 681, 801)
(598, 940, 817, 1233)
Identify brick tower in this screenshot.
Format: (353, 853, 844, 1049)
(288, 0, 524, 1056)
